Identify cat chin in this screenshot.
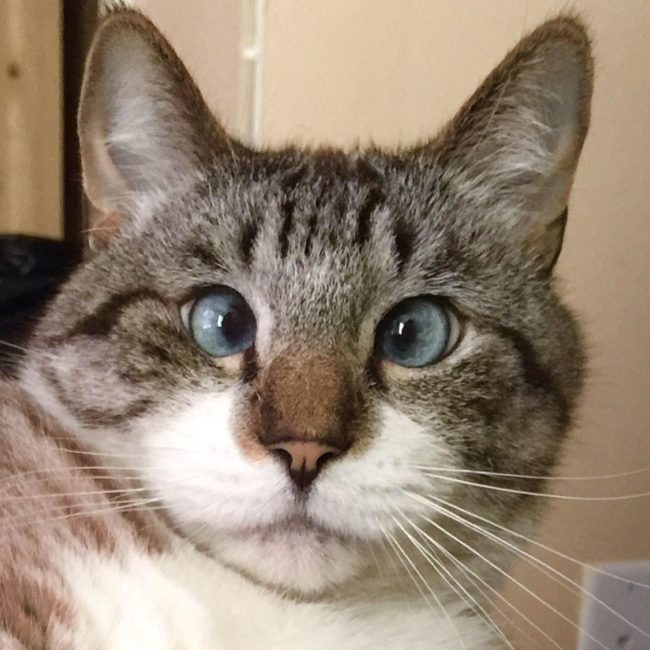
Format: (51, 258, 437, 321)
(205, 521, 365, 594)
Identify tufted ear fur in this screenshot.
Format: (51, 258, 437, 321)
(430, 16, 593, 272)
(78, 9, 244, 246)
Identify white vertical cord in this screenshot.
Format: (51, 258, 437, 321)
(106, 0, 266, 147)
(241, 0, 266, 148)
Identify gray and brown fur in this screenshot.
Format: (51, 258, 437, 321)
(0, 381, 169, 648)
(1, 7, 593, 643)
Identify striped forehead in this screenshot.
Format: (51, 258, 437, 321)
(203, 154, 419, 333)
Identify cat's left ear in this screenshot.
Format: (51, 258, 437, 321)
(429, 16, 593, 273)
(78, 9, 244, 246)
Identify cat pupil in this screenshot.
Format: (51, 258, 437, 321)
(221, 311, 241, 342)
(392, 319, 417, 351)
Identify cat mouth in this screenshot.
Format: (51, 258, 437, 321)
(209, 513, 364, 595)
(237, 515, 352, 544)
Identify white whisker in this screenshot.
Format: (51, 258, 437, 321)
(0, 467, 161, 493)
(378, 521, 434, 604)
(0, 340, 33, 354)
(387, 514, 470, 649)
(379, 520, 468, 649)
(410, 463, 650, 482)
(402, 491, 611, 649)
(398, 506, 560, 649)
(0, 485, 151, 504)
(411, 490, 650, 591)
(419, 470, 650, 501)
(389, 502, 511, 649)
(409, 491, 650, 639)
(411, 530, 543, 649)
(0, 497, 165, 539)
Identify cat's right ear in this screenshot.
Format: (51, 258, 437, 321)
(424, 16, 593, 273)
(78, 10, 242, 248)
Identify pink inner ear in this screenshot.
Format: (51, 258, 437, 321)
(87, 211, 125, 251)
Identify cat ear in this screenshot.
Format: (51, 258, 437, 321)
(431, 17, 593, 272)
(78, 10, 242, 243)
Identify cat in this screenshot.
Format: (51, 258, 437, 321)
(0, 7, 593, 649)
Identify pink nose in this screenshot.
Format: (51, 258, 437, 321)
(269, 441, 342, 490)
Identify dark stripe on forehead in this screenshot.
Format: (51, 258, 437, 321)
(279, 196, 294, 258)
(277, 164, 306, 258)
(355, 157, 383, 185)
(239, 219, 260, 265)
(64, 289, 167, 341)
(392, 217, 415, 273)
(355, 186, 382, 246)
(355, 158, 384, 247)
(188, 241, 226, 271)
(304, 212, 318, 256)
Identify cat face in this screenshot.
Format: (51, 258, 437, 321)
(26, 10, 592, 594)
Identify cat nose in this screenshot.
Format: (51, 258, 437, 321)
(269, 441, 343, 490)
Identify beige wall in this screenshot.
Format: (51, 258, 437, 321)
(134, 0, 245, 138)
(0, 0, 62, 238)
(262, 2, 650, 647)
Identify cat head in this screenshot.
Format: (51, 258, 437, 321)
(26, 10, 592, 595)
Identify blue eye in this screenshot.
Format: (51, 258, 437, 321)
(187, 287, 256, 357)
(376, 297, 455, 367)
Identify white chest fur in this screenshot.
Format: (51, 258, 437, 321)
(60, 540, 495, 650)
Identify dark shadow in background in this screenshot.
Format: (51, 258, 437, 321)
(0, 1, 98, 374)
(63, 0, 98, 254)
